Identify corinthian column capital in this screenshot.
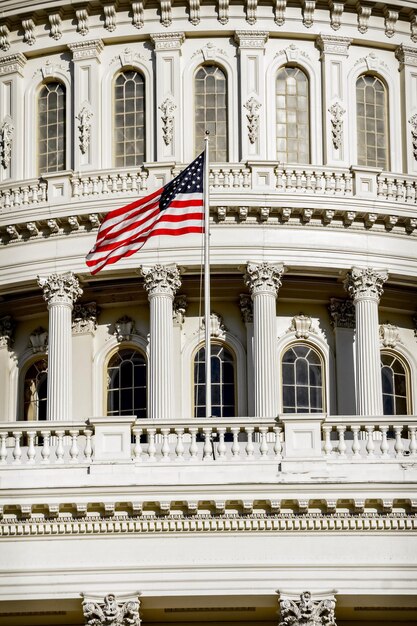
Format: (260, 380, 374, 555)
(38, 272, 83, 307)
(244, 262, 285, 297)
(344, 267, 388, 303)
(277, 591, 336, 626)
(141, 264, 181, 298)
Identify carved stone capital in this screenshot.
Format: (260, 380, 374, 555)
(244, 262, 285, 297)
(141, 264, 181, 298)
(0, 315, 15, 348)
(328, 298, 355, 329)
(38, 272, 83, 307)
(82, 593, 141, 626)
(68, 39, 104, 61)
(344, 267, 388, 303)
(72, 302, 100, 335)
(277, 591, 336, 626)
(173, 295, 187, 326)
(234, 30, 269, 48)
(316, 35, 351, 57)
(239, 294, 253, 323)
(150, 32, 185, 51)
(395, 45, 417, 69)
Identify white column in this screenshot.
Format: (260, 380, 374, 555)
(244, 262, 285, 418)
(395, 45, 417, 175)
(38, 273, 83, 421)
(0, 316, 14, 421)
(344, 267, 388, 416)
(328, 298, 356, 415)
(141, 264, 181, 419)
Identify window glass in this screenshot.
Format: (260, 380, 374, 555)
(276, 67, 310, 163)
(114, 71, 145, 167)
(194, 65, 228, 162)
(381, 353, 409, 415)
(194, 344, 235, 417)
(107, 349, 147, 417)
(38, 82, 66, 173)
(356, 75, 388, 169)
(282, 345, 323, 413)
(23, 359, 48, 420)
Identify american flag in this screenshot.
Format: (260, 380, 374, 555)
(86, 152, 205, 274)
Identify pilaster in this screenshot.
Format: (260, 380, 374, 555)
(0, 315, 15, 422)
(173, 295, 187, 420)
(72, 302, 100, 419)
(328, 297, 355, 415)
(150, 32, 185, 162)
(0, 53, 27, 182)
(239, 294, 254, 417)
(244, 262, 284, 417)
(316, 35, 351, 167)
(38, 272, 83, 421)
(234, 31, 268, 160)
(344, 267, 388, 416)
(395, 45, 417, 175)
(68, 40, 104, 171)
(141, 264, 181, 419)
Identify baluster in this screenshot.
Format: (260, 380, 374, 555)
(295, 170, 302, 190)
(189, 428, 198, 460)
(217, 428, 227, 459)
(213, 169, 220, 188)
(243, 168, 251, 187)
(377, 177, 385, 197)
(365, 425, 375, 457)
(12, 431, 22, 464)
(273, 426, 282, 458)
(84, 428, 93, 462)
(55, 430, 65, 463)
(175, 428, 185, 461)
(259, 427, 268, 457)
(71, 177, 80, 197)
(132, 426, 143, 462)
(386, 178, 394, 200)
(69, 430, 79, 463)
(405, 181, 413, 202)
(232, 168, 240, 187)
(161, 428, 171, 461)
(203, 428, 213, 460)
(148, 429, 156, 460)
(379, 426, 389, 458)
(40, 182, 47, 202)
(131, 174, 138, 193)
(82, 177, 89, 196)
(322, 425, 332, 457)
(396, 181, 404, 201)
(275, 166, 284, 190)
(41, 430, 51, 463)
(231, 427, 240, 458)
(336, 425, 346, 457)
(335, 172, 342, 193)
(305, 171, 312, 192)
(394, 425, 404, 458)
(324, 172, 332, 193)
(351, 425, 361, 458)
(409, 426, 417, 457)
(345, 172, 353, 194)
(0, 432, 8, 464)
(101, 175, 109, 194)
(121, 174, 128, 192)
(26, 431, 36, 463)
(140, 171, 148, 190)
(245, 427, 254, 459)
(92, 177, 99, 195)
(111, 175, 119, 193)
(22, 186, 29, 204)
(3, 189, 11, 208)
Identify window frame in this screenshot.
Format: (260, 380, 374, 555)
(112, 68, 146, 168)
(355, 72, 390, 171)
(105, 345, 148, 419)
(280, 342, 326, 414)
(192, 340, 237, 418)
(19, 355, 48, 421)
(380, 350, 411, 416)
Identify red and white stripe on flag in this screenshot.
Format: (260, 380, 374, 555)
(86, 154, 205, 274)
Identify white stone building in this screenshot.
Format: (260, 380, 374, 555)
(0, 1, 416, 625)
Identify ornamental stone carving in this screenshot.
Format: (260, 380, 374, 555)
(384, 8, 398, 38)
(330, 1, 344, 30)
(0, 116, 14, 169)
(72, 302, 100, 335)
(189, 0, 201, 25)
(76, 8, 89, 36)
(22, 18, 36, 46)
(217, 0, 229, 25)
(278, 591, 336, 626)
(328, 102, 345, 149)
(0, 315, 15, 348)
(245, 0, 258, 25)
(82, 593, 141, 626)
(239, 294, 253, 323)
(132, 1, 145, 28)
(69, 40, 104, 61)
(173, 295, 187, 325)
(328, 298, 355, 329)
(160, 0, 173, 27)
(159, 97, 176, 146)
(244, 97, 261, 144)
(48, 12, 63, 40)
(29, 327, 48, 353)
(275, 0, 287, 26)
(290, 314, 313, 339)
(380, 323, 400, 348)
(302, 1, 315, 28)
(409, 114, 417, 161)
(356, 3, 371, 34)
(201, 312, 227, 338)
(141, 264, 181, 298)
(114, 316, 136, 342)
(344, 267, 388, 303)
(0, 25, 10, 52)
(76, 103, 93, 154)
(413, 314, 417, 338)
(244, 262, 285, 297)
(104, 4, 117, 31)
(38, 272, 83, 307)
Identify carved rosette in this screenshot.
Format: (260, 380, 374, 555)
(278, 591, 336, 626)
(244, 262, 285, 297)
(173, 295, 187, 325)
(0, 315, 15, 349)
(72, 302, 100, 335)
(244, 97, 261, 144)
(76, 103, 93, 154)
(344, 267, 388, 303)
(82, 593, 141, 626)
(38, 272, 83, 307)
(328, 298, 355, 329)
(239, 294, 253, 323)
(141, 264, 181, 298)
(0, 116, 14, 169)
(328, 102, 345, 150)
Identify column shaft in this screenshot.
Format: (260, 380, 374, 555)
(355, 299, 383, 415)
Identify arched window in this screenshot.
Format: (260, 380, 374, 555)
(107, 348, 147, 417)
(276, 66, 310, 164)
(38, 81, 66, 173)
(381, 352, 410, 415)
(356, 74, 388, 169)
(114, 70, 145, 167)
(282, 344, 324, 413)
(194, 343, 235, 417)
(23, 358, 48, 420)
(194, 65, 228, 162)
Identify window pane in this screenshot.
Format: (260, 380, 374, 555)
(282, 345, 324, 414)
(381, 354, 409, 416)
(107, 349, 147, 417)
(24, 359, 48, 420)
(356, 75, 388, 169)
(276, 67, 310, 163)
(194, 344, 235, 417)
(114, 71, 145, 167)
(38, 82, 66, 174)
(194, 65, 228, 162)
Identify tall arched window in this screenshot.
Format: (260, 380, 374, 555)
(23, 358, 48, 420)
(194, 343, 235, 417)
(114, 70, 145, 167)
(276, 66, 310, 164)
(356, 74, 388, 169)
(107, 348, 147, 417)
(194, 65, 228, 162)
(282, 345, 324, 413)
(38, 81, 66, 173)
(381, 352, 410, 415)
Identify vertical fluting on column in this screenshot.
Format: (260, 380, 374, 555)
(244, 262, 285, 417)
(38, 273, 82, 421)
(141, 264, 181, 419)
(344, 267, 388, 416)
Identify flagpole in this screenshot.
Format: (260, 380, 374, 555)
(204, 132, 211, 419)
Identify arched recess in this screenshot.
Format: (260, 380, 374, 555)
(182, 50, 238, 163)
(379, 343, 416, 415)
(15, 350, 48, 421)
(92, 335, 149, 416)
(182, 330, 247, 419)
(24, 68, 72, 179)
(347, 58, 401, 172)
(276, 332, 335, 415)
(101, 55, 153, 168)
(265, 49, 322, 164)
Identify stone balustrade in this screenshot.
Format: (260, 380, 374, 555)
(377, 173, 417, 204)
(71, 168, 148, 199)
(275, 165, 353, 196)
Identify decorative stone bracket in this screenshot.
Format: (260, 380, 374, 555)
(277, 590, 337, 626)
(82, 592, 141, 626)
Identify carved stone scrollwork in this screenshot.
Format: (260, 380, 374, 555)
(173, 295, 187, 326)
(82, 593, 141, 626)
(302, 1, 315, 29)
(72, 302, 100, 335)
(278, 591, 336, 626)
(141, 264, 181, 298)
(76, 8, 89, 36)
(38, 272, 83, 307)
(356, 3, 371, 34)
(239, 294, 253, 323)
(48, 12, 63, 40)
(29, 327, 48, 353)
(329, 2, 344, 31)
(328, 298, 355, 329)
(189, 0, 201, 25)
(290, 314, 313, 339)
(0, 116, 14, 169)
(159, 98, 176, 146)
(104, 4, 117, 31)
(328, 102, 345, 150)
(409, 114, 417, 161)
(0, 25, 10, 52)
(0, 315, 15, 348)
(245, 0, 258, 25)
(76, 103, 93, 155)
(384, 8, 398, 39)
(244, 262, 285, 297)
(132, 1, 145, 29)
(274, 0, 287, 26)
(411, 13, 417, 44)
(22, 18, 36, 46)
(201, 312, 227, 338)
(217, 0, 229, 25)
(344, 267, 388, 303)
(380, 323, 400, 348)
(159, 0, 173, 27)
(244, 97, 261, 145)
(114, 316, 136, 342)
